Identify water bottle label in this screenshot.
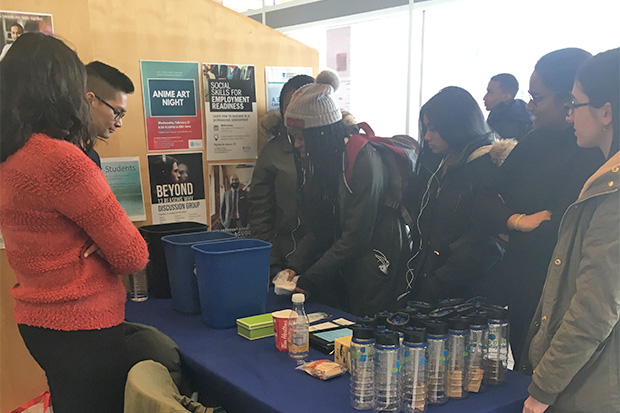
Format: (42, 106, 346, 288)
(289, 342, 309, 353)
(392, 360, 401, 377)
(440, 349, 449, 365)
(420, 356, 426, 366)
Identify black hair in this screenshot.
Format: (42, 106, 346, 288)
(11, 23, 24, 33)
(490, 73, 519, 98)
(0, 33, 93, 163)
(419, 86, 491, 153)
(535, 48, 591, 98)
(279, 74, 315, 118)
(576, 47, 620, 157)
(149, 155, 179, 185)
(86, 61, 134, 96)
(298, 120, 348, 243)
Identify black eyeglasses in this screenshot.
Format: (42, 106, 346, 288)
(528, 91, 548, 107)
(94, 94, 125, 121)
(564, 100, 591, 117)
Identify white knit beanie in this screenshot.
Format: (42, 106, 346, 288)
(284, 70, 342, 129)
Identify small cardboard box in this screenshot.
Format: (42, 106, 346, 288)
(334, 335, 352, 371)
(237, 313, 274, 340)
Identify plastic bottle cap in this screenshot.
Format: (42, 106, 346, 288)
(422, 319, 448, 335)
(375, 330, 399, 346)
(352, 324, 375, 340)
(356, 315, 377, 329)
(292, 293, 305, 303)
(374, 311, 392, 327)
(402, 326, 427, 344)
(455, 303, 476, 315)
(406, 300, 434, 314)
(448, 316, 470, 331)
(408, 312, 430, 329)
(466, 296, 488, 307)
(387, 312, 410, 331)
(484, 304, 508, 320)
(438, 297, 465, 307)
(429, 306, 456, 320)
(468, 310, 489, 326)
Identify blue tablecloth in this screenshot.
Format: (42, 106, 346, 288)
(125, 294, 531, 413)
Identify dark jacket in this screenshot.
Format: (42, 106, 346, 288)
(409, 138, 512, 304)
(220, 188, 248, 228)
(249, 116, 305, 277)
(487, 99, 533, 140)
(520, 152, 620, 412)
(476, 127, 605, 362)
(291, 143, 410, 316)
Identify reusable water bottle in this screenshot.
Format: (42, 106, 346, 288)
(484, 305, 509, 385)
(129, 269, 148, 302)
(374, 330, 401, 412)
(387, 312, 409, 344)
(447, 317, 469, 399)
(400, 327, 428, 413)
(350, 324, 376, 410)
(423, 320, 449, 405)
(288, 293, 309, 360)
(466, 310, 488, 393)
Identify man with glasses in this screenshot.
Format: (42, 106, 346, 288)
(86, 61, 134, 167)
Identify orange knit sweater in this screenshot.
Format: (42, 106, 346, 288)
(0, 134, 149, 331)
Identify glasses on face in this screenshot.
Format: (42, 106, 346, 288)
(94, 94, 126, 121)
(564, 100, 591, 117)
(528, 91, 549, 107)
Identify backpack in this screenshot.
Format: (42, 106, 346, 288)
(344, 122, 420, 226)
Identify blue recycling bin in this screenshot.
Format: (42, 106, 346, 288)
(192, 239, 272, 328)
(139, 222, 208, 298)
(162, 231, 237, 314)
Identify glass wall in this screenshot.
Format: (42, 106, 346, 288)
(281, 0, 620, 138)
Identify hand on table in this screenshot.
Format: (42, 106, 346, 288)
(281, 269, 310, 298)
(523, 396, 549, 413)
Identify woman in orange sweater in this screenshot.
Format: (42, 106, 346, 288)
(0, 34, 149, 412)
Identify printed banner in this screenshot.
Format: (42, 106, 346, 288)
(265, 66, 313, 112)
(208, 163, 254, 232)
(0, 10, 53, 61)
(141, 61, 203, 151)
(203, 63, 258, 161)
(148, 152, 207, 224)
(101, 157, 146, 222)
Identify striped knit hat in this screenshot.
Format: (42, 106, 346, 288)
(284, 70, 342, 129)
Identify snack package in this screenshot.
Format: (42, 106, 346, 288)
(295, 359, 346, 380)
(273, 271, 299, 295)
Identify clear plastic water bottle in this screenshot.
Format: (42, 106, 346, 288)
(288, 293, 309, 360)
(447, 317, 469, 399)
(423, 320, 449, 405)
(387, 312, 409, 345)
(466, 310, 488, 393)
(129, 269, 148, 302)
(400, 327, 428, 413)
(484, 305, 509, 385)
(350, 324, 376, 410)
(374, 330, 400, 412)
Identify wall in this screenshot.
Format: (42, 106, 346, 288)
(0, 0, 318, 410)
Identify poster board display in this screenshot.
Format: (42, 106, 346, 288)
(101, 157, 147, 221)
(265, 66, 313, 112)
(208, 163, 254, 231)
(0, 10, 53, 61)
(141, 61, 203, 151)
(203, 63, 257, 161)
(147, 152, 207, 224)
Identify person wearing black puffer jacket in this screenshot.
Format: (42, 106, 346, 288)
(280, 71, 411, 316)
(406, 86, 510, 304)
(484, 73, 533, 140)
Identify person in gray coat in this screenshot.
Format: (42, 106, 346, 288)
(521, 47, 620, 413)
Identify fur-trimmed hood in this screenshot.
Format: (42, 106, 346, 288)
(467, 137, 518, 166)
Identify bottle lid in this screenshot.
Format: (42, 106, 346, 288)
(356, 315, 377, 329)
(386, 312, 410, 332)
(375, 330, 399, 346)
(438, 297, 465, 307)
(422, 319, 448, 336)
(429, 306, 456, 320)
(402, 326, 427, 344)
(466, 296, 487, 307)
(467, 310, 489, 326)
(351, 324, 375, 340)
(291, 293, 305, 303)
(408, 312, 430, 329)
(401, 305, 419, 317)
(406, 300, 434, 314)
(448, 316, 470, 331)
(454, 302, 476, 315)
(484, 304, 508, 320)
(374, 311, 392, 327)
